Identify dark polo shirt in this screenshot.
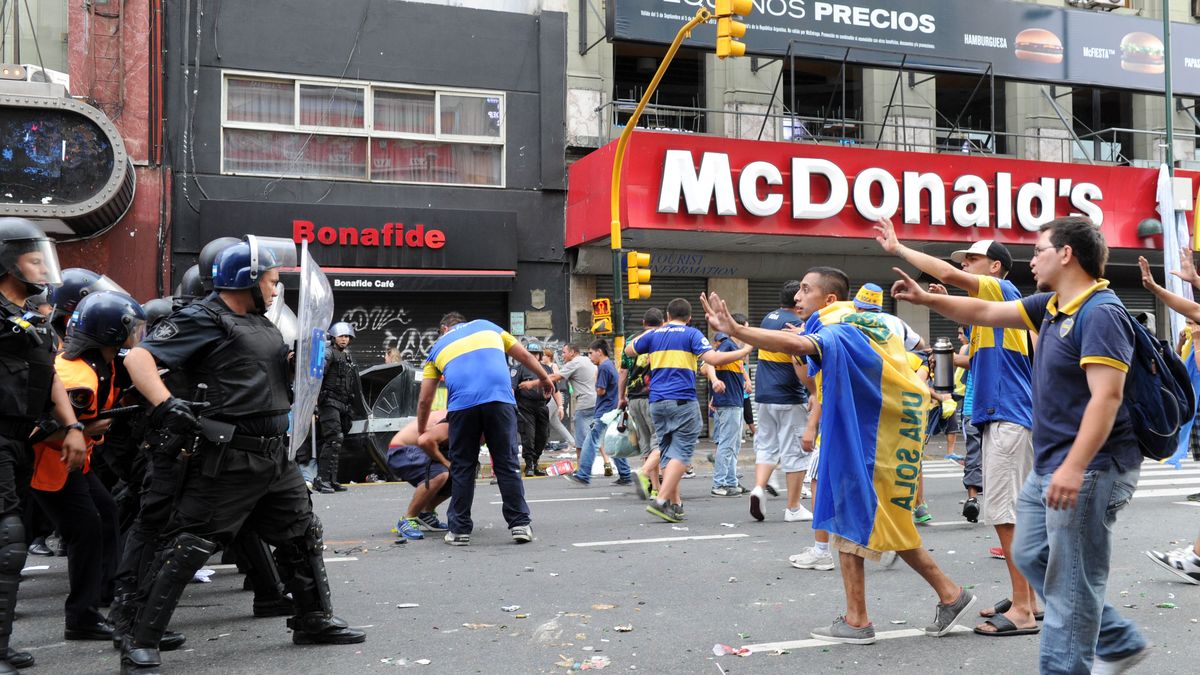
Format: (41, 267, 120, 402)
(1017, 282, 1141, 475)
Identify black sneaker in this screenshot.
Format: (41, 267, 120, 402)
(647, 500, 681, 523)
(962, 497, 980, 523)
(612, 477, 633, 486)
(310, 477, 335, 494)
(27, 537, 52, 557)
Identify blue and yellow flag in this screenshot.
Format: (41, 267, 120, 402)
(803, 302, 930, 552)
(1166, 333, 1200, 468)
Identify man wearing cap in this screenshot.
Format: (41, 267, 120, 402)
(851, 283, 925, 352)
(875, 217, 1037, 637)
(514, 341, 551, 476)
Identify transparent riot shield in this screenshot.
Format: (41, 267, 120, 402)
(264, 282, 299, 346)
(289, 241, 334, 459)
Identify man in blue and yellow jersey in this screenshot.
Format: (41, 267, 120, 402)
(418, 312, 552, 546)
(875, 217, 1037, 637)
(703, 328, 749, 496)
(701, 268, 976, 646)
(625, 298, 750, 523)
(749, 281, 814, 523)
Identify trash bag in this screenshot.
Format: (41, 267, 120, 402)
(601, 409, 640, 459)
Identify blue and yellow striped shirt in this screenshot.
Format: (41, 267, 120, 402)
(423, 320, 517, 412)
(631, 323, 712, 402)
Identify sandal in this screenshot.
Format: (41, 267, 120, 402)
(973, 614, 1041, 637)
(979, 598, 1044, 621)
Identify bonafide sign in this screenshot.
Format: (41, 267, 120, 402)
(608, 0, 1200, 97)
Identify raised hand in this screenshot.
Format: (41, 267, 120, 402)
(1137, 256, 1161, 291)
(700, 292, 737, 334)
(1172, 246, 1200, 288)
(927, 283, 948, 296)
(890, 267, 930, 305)
(873, 216, 901, 254)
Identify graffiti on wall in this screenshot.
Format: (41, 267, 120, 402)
(339, 304, 439, 366)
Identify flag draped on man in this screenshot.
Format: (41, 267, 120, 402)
(802, 302, 930, 552)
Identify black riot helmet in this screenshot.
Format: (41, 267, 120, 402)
(174, 265, 204, 301)
(48, 268, 128, 330)
(197, 237, 241, 293)
(64, 290, 146, 360)
(0, 217, 64, 295)
(141, 297, 176, 331)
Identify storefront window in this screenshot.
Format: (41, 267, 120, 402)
(1072, 87, 1133, 164)
(221, 72, 504, 187)
(935, 73, 1006, 155)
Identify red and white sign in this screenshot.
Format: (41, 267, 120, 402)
(565, 131, 1194, 250)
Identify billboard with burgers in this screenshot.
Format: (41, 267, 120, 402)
(1014, 28, 1064, 65)
(1120, 31, 1166, 75)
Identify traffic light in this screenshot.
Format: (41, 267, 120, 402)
(627, 251, 652, 300)
(715, 0, 752, 59)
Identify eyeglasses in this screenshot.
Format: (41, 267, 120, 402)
(1032, 244, 1062, 256)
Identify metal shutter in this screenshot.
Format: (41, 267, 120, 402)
(593, 275, 712, 435)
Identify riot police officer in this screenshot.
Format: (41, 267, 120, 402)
(31, 290, 145, 642)
(0, 217, 91, 673)
(313, 322, 366, 494)
(47, 267, 127, 336)
(120, 237, 365, 674)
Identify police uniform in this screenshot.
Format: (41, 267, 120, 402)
(316, 344, 364, 488)
(0, 294, 54, 669)
(30, 351, 120, 635)
(122, 291, 361, 673)
(513, 357, 550, 475)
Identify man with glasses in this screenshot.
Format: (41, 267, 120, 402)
(875, 219, 1037, 637)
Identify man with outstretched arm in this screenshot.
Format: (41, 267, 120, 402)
(891, 216, 1148, 673)
(700, 269, 975, 645)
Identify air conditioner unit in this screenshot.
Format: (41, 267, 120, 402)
(1067, 0, 1129, 8)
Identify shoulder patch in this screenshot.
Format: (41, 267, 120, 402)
(150, 320, 179, 340)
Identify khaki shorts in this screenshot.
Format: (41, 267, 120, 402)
(830, 534, 882, 562)
(981, 420, 1034, 526)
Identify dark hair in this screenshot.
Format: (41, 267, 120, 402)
(439, 311, 466, 328)
(1040, 216, 1108, 279)
(780, 280, 802, 307)
(731, 312, 748, 326)
(666, 298, 691, 320)
(589, 339, 610, 356)
(805, 266, 850, 301)
(642, 307, 664, 327)
(563, 343, 580, 355)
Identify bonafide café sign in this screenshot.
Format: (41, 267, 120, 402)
(564, 132, 1188, 250)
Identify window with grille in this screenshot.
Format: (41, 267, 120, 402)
(221, 72, 505, 187)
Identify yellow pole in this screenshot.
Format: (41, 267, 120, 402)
(610, 8, 712, 355)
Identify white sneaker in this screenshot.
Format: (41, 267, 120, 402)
(749, 486, 766, 521)
(789, 546, 835, 571)
(1092, 645, 1152, 675)
(801, 486, 812, 499)
(1145, 547, 1200, 585)
(878, 551, 898, 568)
(767, 472, 783, 494)
(784, 504, 814, 522)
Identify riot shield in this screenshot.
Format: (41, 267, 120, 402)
(264, 282, 299, 346)
(289, 241, 334, 459)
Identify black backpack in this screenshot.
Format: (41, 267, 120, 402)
(1076, 291, 1196, 461)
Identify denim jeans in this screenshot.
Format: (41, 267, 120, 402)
(711, 406, 743, 488)
(1012, 464, 1145, 674)
(650, 399, 702, 467)
(573, 409, 595, 449)
(572, 413, 631, 483)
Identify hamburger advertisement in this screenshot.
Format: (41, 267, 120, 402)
(610, 0, 1200, 96)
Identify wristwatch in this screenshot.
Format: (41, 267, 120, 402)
(65, 422, 86, 433)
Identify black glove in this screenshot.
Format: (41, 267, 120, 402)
(148, 397, 202, 435)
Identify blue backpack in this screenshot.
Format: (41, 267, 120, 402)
(1076, 291, 1196, 461)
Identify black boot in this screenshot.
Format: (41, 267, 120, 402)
(330, 482, 348, 493)
(0, 516, 28, 674)
(310, 477, 335, 494)
(288, 612, 366, 645)
(275, 517, 367, 647)
(121, 534, 217, 674)
(524, 465, 535, 477)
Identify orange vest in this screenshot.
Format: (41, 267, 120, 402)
(31, 355, 116, 492)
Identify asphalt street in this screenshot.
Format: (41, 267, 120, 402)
(17, 438, 1200, 674)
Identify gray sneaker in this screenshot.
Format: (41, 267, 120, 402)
(443, 532, 470, 546)
(511, 525, 533, 544)
(710, 486, 740, 497)
(925, 588, 977, 636)
(810, 616, 876, 645)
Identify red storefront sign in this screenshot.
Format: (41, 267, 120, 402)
(566, 131, 1195, 250)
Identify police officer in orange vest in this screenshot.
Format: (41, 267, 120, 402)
(31, 291, 145, 643)
(0, 218, 91, 673)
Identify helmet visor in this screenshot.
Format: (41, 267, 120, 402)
(2, 238, 63, 287)
(123, 318, 147, 349)
(89, 274, 128, 297)
(245, 236, 299, 273)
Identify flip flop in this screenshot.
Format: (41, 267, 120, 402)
(973, 615, 1041, 637)
(979, 598, 1045, 621)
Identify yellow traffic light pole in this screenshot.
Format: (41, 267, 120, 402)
(609, 8, 714, 355)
